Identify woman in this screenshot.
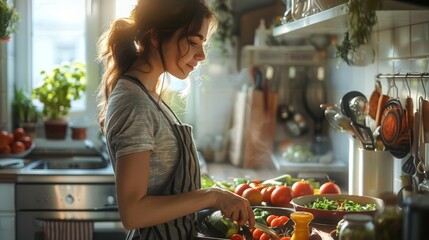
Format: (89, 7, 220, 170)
(96, 0, 255, 239)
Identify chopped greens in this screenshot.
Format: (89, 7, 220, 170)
(305, 197, 376, 211)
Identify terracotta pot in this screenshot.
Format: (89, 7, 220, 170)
(44, 118, 68, 139)
(71, 127, 87, 140)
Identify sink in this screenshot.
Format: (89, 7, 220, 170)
(24, 157, 109, 170)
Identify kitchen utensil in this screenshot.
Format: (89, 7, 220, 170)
(368, 80, 382, 120)
(305, 67, 327, 137)
(340, 91, 375, 150)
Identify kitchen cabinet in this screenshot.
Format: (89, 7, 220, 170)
(0, 183, 15, 240)
(273, 1, 429, 40)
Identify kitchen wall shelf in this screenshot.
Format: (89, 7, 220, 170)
(273, 1, 429, 40)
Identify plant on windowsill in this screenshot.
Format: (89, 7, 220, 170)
(32, 62, 86, 140)
(0, 0, 19, 42)
(12, 86, 42, 138)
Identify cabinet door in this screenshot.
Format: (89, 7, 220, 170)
(0, 213, 15, 240)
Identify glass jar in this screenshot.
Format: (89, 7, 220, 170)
(339, 214, 375, 240)
(374, 193, 402, 240)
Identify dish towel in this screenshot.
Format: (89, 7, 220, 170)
(43, 220, 94, 240)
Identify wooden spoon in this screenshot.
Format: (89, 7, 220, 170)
(368, 80, 382, 120)
(375, 94, 390, 127)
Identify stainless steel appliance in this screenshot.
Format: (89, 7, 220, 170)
(16, 183, 126, 240)
(16, 157, 126, 240)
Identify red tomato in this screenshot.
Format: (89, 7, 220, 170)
(266, 215, 278, 226)
(278, 215, 289, 226)
(0, 131, 13, 147)
(270, 186, 293, 207)
(19, 136, 33, 149)
(319, 181, 342, 194)
(13, 128, 26, 140)
(11, 141, 26, 153)
(234, 183, 251, 196)
(279, 237, 291, 240)
(270, 218, 281, 228)
(261, 186, 276, 204)
(291, 180, 314, 198)
(260, 233, 272, 240)
(0, 144, 11, 154)
(252, 229, 264, 240)
(230, 234, 244, 240)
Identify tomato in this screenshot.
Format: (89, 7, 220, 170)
(278, 215, 289, 225)
(242, 187, 263, 206)
(319, 181, 342, 194)
(270, 186, 293, 207)
(252, 229, 264, 240)
(230, 234, 244, 240)
(279, 237, 291, 240)
(19, 136, 33, 149)
(0, 130, 13, 148)
(260, 233, 271, 240)
(261, 186, 276, 204)
(266, 215, 278, 226)
(291, 180, 314, 198)
(270, 217, 281, 228)
(234, 183, 251, 196)
(11, 141, 26, 153)
(0, 144, 11, 154)
(13, 128, 26, 140)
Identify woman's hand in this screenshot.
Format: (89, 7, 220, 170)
(209, 187, 255, 228)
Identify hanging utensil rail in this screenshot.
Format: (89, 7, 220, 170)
(376, 72, 429, 79)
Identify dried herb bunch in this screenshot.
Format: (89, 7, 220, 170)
(336, 0, 380, 65)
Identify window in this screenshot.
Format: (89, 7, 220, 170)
(31, 0, 87, 110)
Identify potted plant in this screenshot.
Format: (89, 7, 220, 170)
(0, 0, 19, 42)
(12, 86, 41, 138)
(32, 62, 86, 139)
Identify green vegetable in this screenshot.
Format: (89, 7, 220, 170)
(206, 210, 239, 238)
(305, 197, 376, 211)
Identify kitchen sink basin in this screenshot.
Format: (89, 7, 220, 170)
(25, 157, 109, 170)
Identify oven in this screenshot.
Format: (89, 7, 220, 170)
(16, 183, 127, 240)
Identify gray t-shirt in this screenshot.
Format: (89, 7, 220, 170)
(105, 79, 179, 195)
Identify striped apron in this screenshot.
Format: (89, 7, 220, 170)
(122, 75, 201, 240)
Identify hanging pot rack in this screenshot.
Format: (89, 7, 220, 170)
(376, 72, 429, 79)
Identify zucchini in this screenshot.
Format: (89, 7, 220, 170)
(205, 210, 239, 238)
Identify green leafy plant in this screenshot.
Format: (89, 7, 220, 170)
(32, 62, 86, 120)
(336, 0, 380, 65)
(12, 86, 41, 125)
(0, 0, 20, 39)
(211, 0, 234, 54)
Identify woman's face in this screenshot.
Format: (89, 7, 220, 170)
(163, 18, 210, 79)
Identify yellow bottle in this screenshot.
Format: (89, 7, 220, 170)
(291, 211, 314, 240)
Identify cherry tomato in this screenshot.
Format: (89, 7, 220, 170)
(278, 215, 289, 226)
(319, 181, 342, 194)
(252, 229, 264, 240)
(291, 180, 314, 198)
(270, 217, 281, 228)
(234, 183, 251, 196)
(266, 215, 278, 226)
(260, 233, 272, 240)
(230, 233, 244, 240)
(270, 186, 293, 207)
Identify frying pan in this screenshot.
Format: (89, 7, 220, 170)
(380, 98, 411, 158)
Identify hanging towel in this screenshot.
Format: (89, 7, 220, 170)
(43, 220, 94, 240)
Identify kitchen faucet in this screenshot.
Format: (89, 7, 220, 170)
(84, 139, 109, 163)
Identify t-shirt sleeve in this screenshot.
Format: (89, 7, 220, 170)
(105, 85, 159, 159)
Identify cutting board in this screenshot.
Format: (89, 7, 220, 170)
(229, 89, 278, 168)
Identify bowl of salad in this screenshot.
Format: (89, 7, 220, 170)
(291, 194, 384, 225)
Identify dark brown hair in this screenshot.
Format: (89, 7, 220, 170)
(96, 0, 216, 130)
